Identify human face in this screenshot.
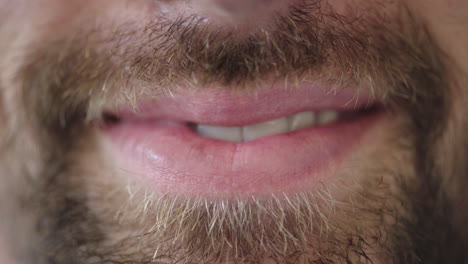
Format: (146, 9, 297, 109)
(0, 0, 467, 263)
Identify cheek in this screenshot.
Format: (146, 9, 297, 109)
(442, 0, 468, 11)
(407, 0, 468, 71)
(409, 0, 468, 25)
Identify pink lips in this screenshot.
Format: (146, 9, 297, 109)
(102, 83, 383, 198)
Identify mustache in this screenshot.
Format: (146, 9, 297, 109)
(15, 1, 442, 136)
(8, 1, 465, 263)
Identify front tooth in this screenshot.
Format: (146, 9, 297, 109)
(243, 117, 289, 142)
(289, 112, 316, 131)
(317, 111, 339, 126)
(197, 125, 243, 142)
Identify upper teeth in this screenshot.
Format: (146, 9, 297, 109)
(196, 110, 339, 142)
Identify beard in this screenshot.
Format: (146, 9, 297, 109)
(1, 1, 468, 263)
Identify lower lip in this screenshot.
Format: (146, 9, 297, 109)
(102, 109, 383, 198)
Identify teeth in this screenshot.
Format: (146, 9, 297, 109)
(317, 110, 339, 125)
(196, 125, 243, 143)
(196, 111, 340, 142)
(289, 111, 316, 131)
(243, 117, 289, 142)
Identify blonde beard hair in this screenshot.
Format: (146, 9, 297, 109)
(56, 119, 413, 264)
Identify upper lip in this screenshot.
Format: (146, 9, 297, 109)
(110, 83, 377, 126)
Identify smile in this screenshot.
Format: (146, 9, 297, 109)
(102, 82, 384, 198)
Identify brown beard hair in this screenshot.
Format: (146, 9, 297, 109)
(2, 0, 468, 263)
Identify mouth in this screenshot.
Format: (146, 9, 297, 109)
(101, 82, 384, 198)
(46, 0, 402, 201)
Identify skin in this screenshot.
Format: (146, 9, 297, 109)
(0, 0, 468, 263)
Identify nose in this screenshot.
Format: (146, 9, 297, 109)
(196, 0, 288, 23)
(202, 0, 272, 16)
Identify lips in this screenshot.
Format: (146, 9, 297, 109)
(102, 82, 383, 198)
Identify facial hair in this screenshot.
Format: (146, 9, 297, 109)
(1, 1, 468, 263)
